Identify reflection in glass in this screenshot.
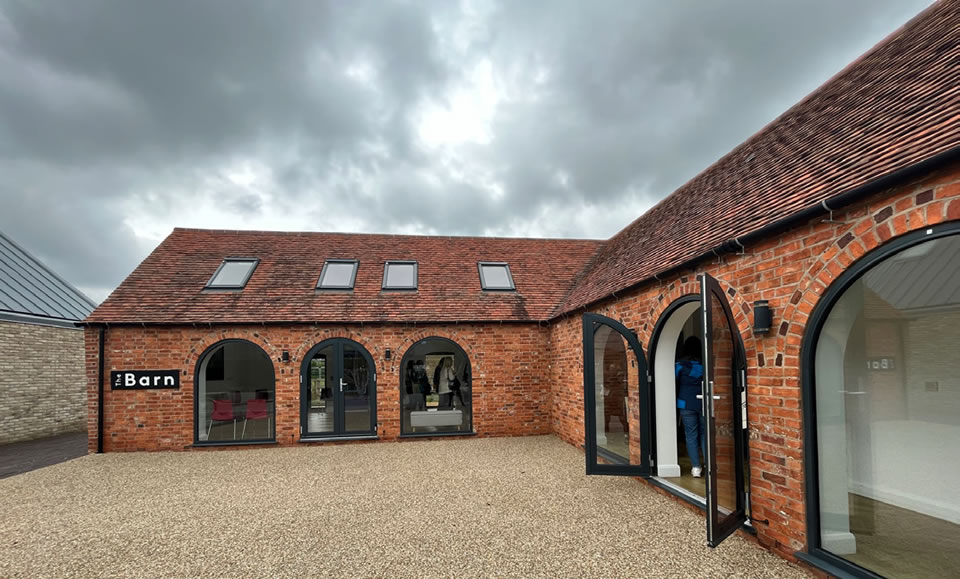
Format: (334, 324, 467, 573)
(594, 325, 631, 461)
(815, 235, 960, 578)
(400, 339, 472, 434)
(708, 291, 739, 517)
(197, 341, 275, 442)
(307, 344, 336, 434)
(342, 345, 372, 432)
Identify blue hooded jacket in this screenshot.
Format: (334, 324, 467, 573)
(675, 359, 704, 413)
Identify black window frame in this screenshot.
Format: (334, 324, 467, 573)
(193, 338, 276, 446)
(397, 336, 474, 438)
(797, 222, 960, 579)
(316, 259, 359, 290)
(382, 260, 418, 290)
(582, 312, 652, 476)
(299, 338, 378, 440)
(477, 262, 516, 291)
(204, 257, 260, 290)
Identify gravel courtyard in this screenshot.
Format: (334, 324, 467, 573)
(0, 436, 807, 578)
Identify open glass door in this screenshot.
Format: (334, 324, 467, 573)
(582, 313, 651, 476)
(700, 273, 748, 547)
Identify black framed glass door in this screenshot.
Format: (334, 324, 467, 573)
(700, 273, 748, 546)
(583, 313, 652, 476)
(301, 339, 376, 437)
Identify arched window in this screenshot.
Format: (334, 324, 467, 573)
(195, 340, 275, 444)
(399, 337, 472, 435)
(803, 226, 960, 578)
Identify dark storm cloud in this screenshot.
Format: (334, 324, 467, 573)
(0, 0, 933, 302)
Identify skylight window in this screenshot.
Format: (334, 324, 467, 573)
(317, 260, 359, 289)
(206, 258, 259, 289)
(478, 262, 515, 290)
(383, 261, 417, 290)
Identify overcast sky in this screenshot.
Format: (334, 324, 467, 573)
(0, 0, 932, 303)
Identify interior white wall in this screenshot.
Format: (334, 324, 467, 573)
(653, 301, 700, 478)
(814, 288, 861, 555)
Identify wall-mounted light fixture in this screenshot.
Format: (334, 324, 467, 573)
(385, 348, 392, 360)
(281, 350, 290, 363)
(753, 300, 772, 334)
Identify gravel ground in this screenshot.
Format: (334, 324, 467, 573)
(0, 436, 808, 578)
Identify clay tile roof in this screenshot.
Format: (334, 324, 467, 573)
(85, 229, 604, 324)
(556, 0, 960, 316)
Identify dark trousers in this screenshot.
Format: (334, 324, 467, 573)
(679, 409, 705, 469)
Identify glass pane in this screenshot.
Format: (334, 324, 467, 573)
(307, 346, 336, 434)
(815, 235, 960, 578)
(708, 290, 739, 518)
(210, 260, 255, 287)
(481, 264, 513, 289)
(401, 341, 472, 435)
(342, 345, 372, 432)
(320, 262, 356, 288)
(385, 263, 415, 287)
(667, 305, 707, 497)
(594, 324, 632, 462)
(199, 342, 274, 442)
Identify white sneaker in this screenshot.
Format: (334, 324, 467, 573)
(691, 467, 702, 478)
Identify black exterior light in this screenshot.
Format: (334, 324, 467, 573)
(281, 350, 290, 363)
(753, 300, 772, 334)
(385, 348, 392, 360)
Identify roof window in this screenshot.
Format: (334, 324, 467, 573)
(205, 258, 259, 289)
(317, 260, 359, 289)
(383, 261, 417, 290)
(478, 262, 515, 290)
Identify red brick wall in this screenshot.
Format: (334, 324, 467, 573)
(547, 159, 960, 560)
(86, 323, 549, 452)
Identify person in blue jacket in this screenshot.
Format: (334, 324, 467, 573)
(676, 336, 705, 478)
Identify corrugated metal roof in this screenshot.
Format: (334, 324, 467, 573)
(0, 231, 96, 322)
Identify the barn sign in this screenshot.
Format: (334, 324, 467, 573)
(111, 370, 180, 390)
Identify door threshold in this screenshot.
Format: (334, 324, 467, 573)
(649, 477, 755, 532)
(651, 476, 707, 508)
(298, 435, 378, 443)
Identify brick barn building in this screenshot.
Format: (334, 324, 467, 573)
(83, 2, 960, 577)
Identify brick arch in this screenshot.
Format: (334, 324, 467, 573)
(392, 329, 480, 368)
(643, 275, 758, 363)
(183, 328, 280, 376)
(777, 186, 960, 362)
(292, 328, 380, 364)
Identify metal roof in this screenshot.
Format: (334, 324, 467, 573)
(864, 234, 960, 313)
(0, 231, 96, 323)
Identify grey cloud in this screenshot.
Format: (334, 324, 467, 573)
(0, 0, 933, 303)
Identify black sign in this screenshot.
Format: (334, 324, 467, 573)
(111, 370, 180, 390)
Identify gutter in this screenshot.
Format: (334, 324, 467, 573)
(559, 143, 960, 318)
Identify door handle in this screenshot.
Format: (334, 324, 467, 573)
(840, 390, 866, 395)
(696, 395, 724, 400)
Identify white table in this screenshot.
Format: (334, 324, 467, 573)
(410, 409, 463, 428)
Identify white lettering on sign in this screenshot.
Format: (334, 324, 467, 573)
(110, 370, 180, 390)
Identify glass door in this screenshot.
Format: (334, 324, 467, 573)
(341, 344, 373, 433)
(582, 313, 652, 476)
(700, 273, 748, 546)
(302, 339, 377, 437)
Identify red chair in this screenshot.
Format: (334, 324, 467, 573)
(207, 399, 237, 439)
(242, 398, 270, 439)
